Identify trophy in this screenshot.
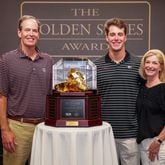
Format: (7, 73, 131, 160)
(45, 58, 102, 127)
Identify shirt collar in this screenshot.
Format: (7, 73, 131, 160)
(17, 46, 43, 60)
(105, 50, 130, 64)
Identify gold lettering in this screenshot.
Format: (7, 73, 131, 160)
(40, 24, 51, 35)
(137, 24, 143, 35)
(127, 23, 144, 36)
(71, 8, 100, 16)
(96, 24, 104, 35)
(40, 23, 91, 36)
(62, 42, 108, 51)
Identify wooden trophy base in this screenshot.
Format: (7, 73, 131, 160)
(45, 90, 102, 127)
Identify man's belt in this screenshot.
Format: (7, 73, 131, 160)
(8, 115, 44, 124)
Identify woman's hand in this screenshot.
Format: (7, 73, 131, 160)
(148, 139, 161, 161)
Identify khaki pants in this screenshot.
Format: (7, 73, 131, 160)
(140, 138, 165, 165)
(115, 138, 140, 165)
(3, 119, 36, 165)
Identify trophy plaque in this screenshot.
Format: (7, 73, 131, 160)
(45, 58, 102, 127)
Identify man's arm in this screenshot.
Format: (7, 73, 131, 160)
(0, 94, 16, 152)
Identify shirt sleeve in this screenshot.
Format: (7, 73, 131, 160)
(0, 55, 8, 96)
(159, 85, 165, 112)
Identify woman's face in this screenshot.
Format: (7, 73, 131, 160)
(144, 55, 161, 79)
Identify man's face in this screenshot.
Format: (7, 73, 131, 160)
(18, 19, 39, 48)
(106, 25, 127, 52)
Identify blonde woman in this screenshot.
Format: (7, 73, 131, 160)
(136, 49, 165, 164)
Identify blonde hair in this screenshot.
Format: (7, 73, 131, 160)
(139, 49, 165, 82)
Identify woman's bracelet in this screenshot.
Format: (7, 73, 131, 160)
(155, 137, 163, 144)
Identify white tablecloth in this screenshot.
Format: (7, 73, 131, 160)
(30, 122, 118, 165)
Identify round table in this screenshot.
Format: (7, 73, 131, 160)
(30, 122, 118, 165)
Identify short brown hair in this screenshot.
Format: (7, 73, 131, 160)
(104, 18, 127, 36)
(18, 15, 41, 31)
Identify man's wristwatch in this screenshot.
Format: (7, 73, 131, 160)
(155, 137, 163, 144)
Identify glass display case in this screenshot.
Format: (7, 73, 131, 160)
(52, 58, 97, 91)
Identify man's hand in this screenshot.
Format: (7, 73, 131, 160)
(1, 130, 16, 153)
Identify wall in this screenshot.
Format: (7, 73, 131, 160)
(0, 0, 165, 163)
(0, 0, 165, 59)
